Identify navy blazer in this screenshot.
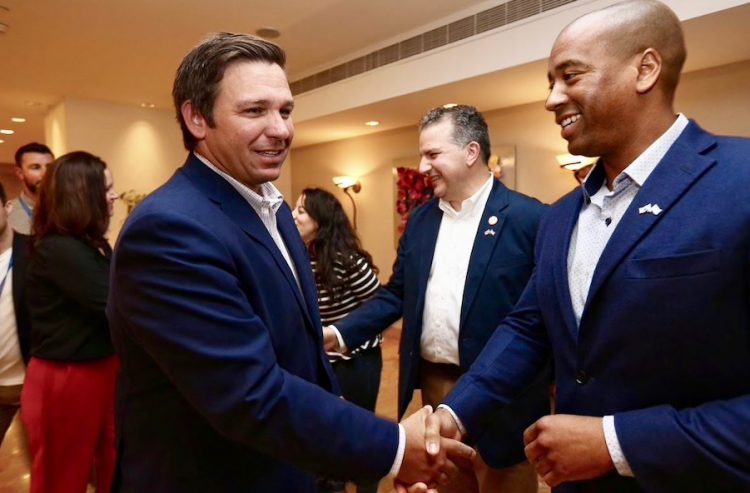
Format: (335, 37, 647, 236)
(11, 233, 30, 364)
(107, 155, 399, 493)
(446, 121, 750, 492)
(336, 178, 550, 467)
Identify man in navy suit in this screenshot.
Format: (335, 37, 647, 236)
(326, 105, 549, 493)
(412, 1, 750, 492)
(107, 33, 473, 493)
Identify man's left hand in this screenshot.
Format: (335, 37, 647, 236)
(523, 414, 614, 487)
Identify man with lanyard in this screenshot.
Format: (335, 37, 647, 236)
(0, 182, 31, 451)
(9, 143, 54, 234)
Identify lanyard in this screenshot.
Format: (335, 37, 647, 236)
(17, 196, 33, 219)
(0, 252, 13, 296)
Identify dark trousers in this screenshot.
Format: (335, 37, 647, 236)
(320, 346, 382, 493)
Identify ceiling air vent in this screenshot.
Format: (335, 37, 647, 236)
(291, 0, 579, 95)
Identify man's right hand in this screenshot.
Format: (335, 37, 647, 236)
(394, 406, 472, 493)
(322, 326, 341, 352)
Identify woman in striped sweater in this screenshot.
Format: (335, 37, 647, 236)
(293, 188, 382, 493)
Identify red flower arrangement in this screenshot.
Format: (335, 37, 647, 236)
(395, 167, 434, 234)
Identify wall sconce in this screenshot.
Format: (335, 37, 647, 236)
(332, 176, 361, 229)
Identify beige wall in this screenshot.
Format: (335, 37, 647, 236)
(291, 59, 750, 281)
(44, 97, 294, 241)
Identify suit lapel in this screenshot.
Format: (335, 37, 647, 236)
(180, 156, 315, 330)
(460, 180, 509, 327)
(583, 122, 717, 321)
(276, 204, 319, 330)
(551, 190, 586, 338)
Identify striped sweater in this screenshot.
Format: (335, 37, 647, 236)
(311, 253, 381, 362)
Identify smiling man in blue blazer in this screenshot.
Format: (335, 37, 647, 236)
(327, 105, 549, 493)
(415, 1, 750, 492)
(107, 33, 473, 493)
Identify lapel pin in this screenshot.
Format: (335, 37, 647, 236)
(484, 228, 496, 237)
(638, 203, 662, 216)
(488, 215, 498, 226)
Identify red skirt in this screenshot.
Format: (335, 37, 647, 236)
(21, 355, 118, 493)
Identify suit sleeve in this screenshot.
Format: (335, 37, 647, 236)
(110, 211, 399, 482)
(334, 221, 413, 348)
(614, 383, 750, 489)
(443, 267, 551, 439)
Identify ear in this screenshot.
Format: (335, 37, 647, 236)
(465, 141, 482, 168)
(3, 201, 12, 215)
(180, 100, 209, 141)
(14, 166, 23, 181)
(635, 48, 662, 94)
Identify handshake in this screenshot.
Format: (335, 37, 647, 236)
(393, 405, 473, 493)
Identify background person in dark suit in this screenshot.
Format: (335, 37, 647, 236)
(326, 105, 549, 493)
(0, 182, 31, 450)
(413, 1, 750, 492)
(107, 33, 472, 493)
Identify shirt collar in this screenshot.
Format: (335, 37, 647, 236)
(581, 113, 689, 202)
(193, 152, 284, 212)
(438, 174, 494, 218)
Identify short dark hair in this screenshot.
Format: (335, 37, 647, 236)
(418, 105, 491, 164)
(0, 182, 7, 203)
(33, 151, 111, 251)
(173, 32, 287, 150)
(15, 142, 53, 167)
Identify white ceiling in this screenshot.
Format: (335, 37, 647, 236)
(1, 0, 749, 162)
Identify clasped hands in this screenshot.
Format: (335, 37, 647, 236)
(396, 409, 616, 491)
(394, 406, 472, 493)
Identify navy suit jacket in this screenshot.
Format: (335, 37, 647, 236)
(107, 155, 399, 493)
(446, 121, 750, 492)
(336, 178, 550, 467)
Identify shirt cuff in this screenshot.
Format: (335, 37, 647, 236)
(329, 325, 349, 353)
(388, 423, 406, 477)
(603, 415, 634, 477)
(436, 404, 466, 436)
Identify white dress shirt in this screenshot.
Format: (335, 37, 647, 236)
(194, 152, 300, 286)
(421, 175, 493, 365)
(0, 247, 25, 386)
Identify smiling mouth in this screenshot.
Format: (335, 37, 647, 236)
(560, 114, 580, 128)
(256, 149, 285, 157)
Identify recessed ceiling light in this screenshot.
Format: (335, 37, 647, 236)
(11, 117, 26, 123)
(0, 139, 4, 144)
(140, 102, 155, 108)
(442, 103, 458, 108)
(0, 129, 14, 135)
(365, 120, 380, 127)
(256, 27, 281, 39)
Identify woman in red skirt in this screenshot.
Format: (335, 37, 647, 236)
(22, 151, 120, 493)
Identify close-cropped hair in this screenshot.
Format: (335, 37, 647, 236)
(14, 142, 53, 167)
(419, 104, 491, 164)
(301, 187, 378, 300)
(173, 32, 287, 151)
(0, 182, 7, 203)
(33, 151, 110, 251)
